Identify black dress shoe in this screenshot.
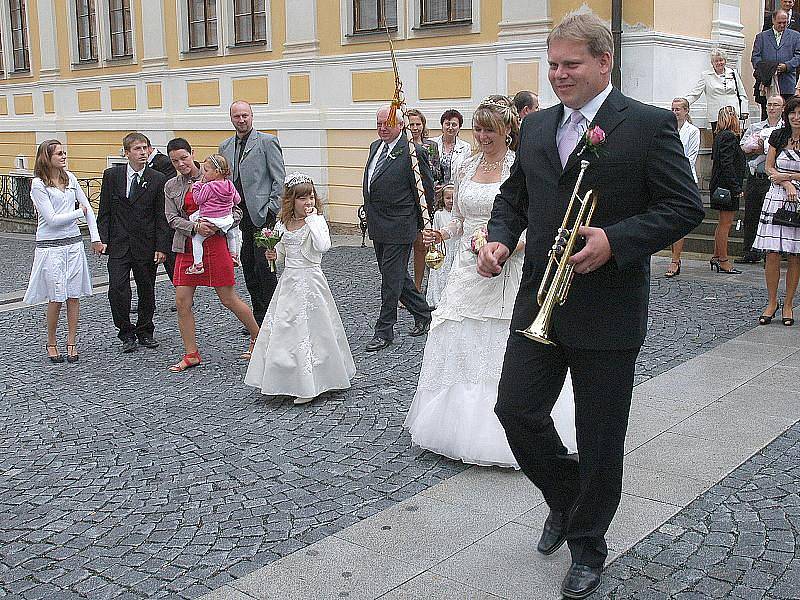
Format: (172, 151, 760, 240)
(734, 252, 762, 264)
(537, 510, 567, 555)
(137, 335, 159, 349)
(365, 337, 392, 352)
(561, 563, 602, 599)
(121, 338, 138, 353)
(408, 320, 431, 337)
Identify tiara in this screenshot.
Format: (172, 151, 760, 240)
(478, 96, 519, 120)
(285, 172, 313, 188)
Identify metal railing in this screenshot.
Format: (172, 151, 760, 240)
(0, 174, 103, 222)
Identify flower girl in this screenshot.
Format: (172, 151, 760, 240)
(425, 184, 456, 309)
(244, 173, 355, 405)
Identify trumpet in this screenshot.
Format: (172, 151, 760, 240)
(517, 159, 597, 345)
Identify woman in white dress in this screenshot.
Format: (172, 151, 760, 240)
(24, 140, 103, 363)
(244, 173, 355, 404)
(405, 97, 576, 468)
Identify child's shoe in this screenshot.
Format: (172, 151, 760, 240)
(231, 253, 241, 268)
(186, 262, 205, 275)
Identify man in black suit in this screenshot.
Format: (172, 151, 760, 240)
(478, 13, 703, 598)
(764, 0, 800, 31)
(363, 105, 435, 351)
(97, 132, 171, 353)
(145, 138, 178, 287)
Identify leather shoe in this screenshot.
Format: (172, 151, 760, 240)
(408, 319, 431, 337)
(121, 338, 137, 353)
(734, 252, 761, 264)
(537, 510, 567, 555)
(561, 563, 602, 599)
(365, 337, 392, 352)
(137, 335, 159, 349)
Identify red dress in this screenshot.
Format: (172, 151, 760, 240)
(173, 188, 236, 288)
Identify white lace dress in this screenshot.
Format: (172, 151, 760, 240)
(425, 208, 456, 308)
(244, 215, 356, 398)
(404, 152, 577, 468)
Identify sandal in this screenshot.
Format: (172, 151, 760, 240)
(46, 344, 64, 363)
(759, 303, 780, 325)
(240, 338, 257, 360)
(169, 350, 201, 372)
(664, 260, 681, 278)
(783, 306, 795, 327)
(66, 344, 79, 363)
(185, 262, 205, 275)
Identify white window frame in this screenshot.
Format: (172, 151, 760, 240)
(408, 0, 480, 38)
(341, 0, 405, 46)
(0, 0, 31, 76)
(178, 1, 272, 58)
(227, 0, 271, 48)
(66, 0, 137, 69)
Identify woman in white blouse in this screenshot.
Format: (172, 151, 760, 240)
(685, 48, 748, 131)
(431, 109, 472, 184)
(665, 98, 701, 277)
(23, 140, 103, 363)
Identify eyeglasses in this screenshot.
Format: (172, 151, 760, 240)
(767, 103, 784, 107)
(54, 151, 67, 156)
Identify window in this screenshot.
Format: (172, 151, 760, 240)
(420, 0, 471, 26)
(108, 0, 133, 58)
(234, 0, 266, 45)
(75, 0, 98, 62)
(9, 0, 29, 72)
(0, 31, 4, 75)
(353, 0, 397, 34)
(188, 0, 218, 50)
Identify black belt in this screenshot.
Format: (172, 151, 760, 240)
(749, 173, 769, 180)
(36, 235, 83, 248)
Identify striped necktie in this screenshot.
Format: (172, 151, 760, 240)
(371, 143, 389, 183)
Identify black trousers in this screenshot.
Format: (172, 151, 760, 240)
(373, 241, 431, 340)
(239, 207, 277, 325)
(495, 332, 639, 568)
(742, 175, 770, 253)
(107, 253, 157, 341)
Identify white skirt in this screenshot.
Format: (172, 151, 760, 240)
(23, 241, 93, 304)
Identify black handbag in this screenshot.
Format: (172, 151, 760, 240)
(772, 200, 800, 227)
(711, 187, 735, 210)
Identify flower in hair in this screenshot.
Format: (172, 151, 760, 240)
(285, 172, 313, 188)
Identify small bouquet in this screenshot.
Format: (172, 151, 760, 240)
(254, 227, 283, 272)
(470, 226, 488, 255)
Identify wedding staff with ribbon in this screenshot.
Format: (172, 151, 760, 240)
(477, 13, 703, 598)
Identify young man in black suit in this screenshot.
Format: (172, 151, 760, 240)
(362, 105, 435, 351)
(478, 13, 704, 599)
(97, 132, 171, 353)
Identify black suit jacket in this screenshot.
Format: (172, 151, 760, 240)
(763, 11, 800, 32)
(97, 164, 171, 259)
(148, 151, 177, 179)
(489, 88, 704, 350)
(362, 136, 435, 244)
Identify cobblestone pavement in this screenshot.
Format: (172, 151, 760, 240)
(593, 420, 800, 599)
(0, 239, 770, 599)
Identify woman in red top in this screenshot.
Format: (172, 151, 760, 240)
(163, 138, 259, 372)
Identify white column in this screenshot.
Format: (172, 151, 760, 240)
(712, 0, 745, 48)
(498, 0, 551, 40)
(37, 0, 59, 79)
(140, 0, 168, 70)
(284, 0, 319, 56)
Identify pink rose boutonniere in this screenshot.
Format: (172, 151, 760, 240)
(578, 125, 607, 159)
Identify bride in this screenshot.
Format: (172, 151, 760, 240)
(404, 96, 576, 468)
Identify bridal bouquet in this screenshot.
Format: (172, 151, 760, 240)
(470, 226, 488, 255)
(254, 227, 283, 272)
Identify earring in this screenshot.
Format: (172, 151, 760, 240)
(505, 134, 512, 147)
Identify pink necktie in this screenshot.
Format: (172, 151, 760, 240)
(558, 111, 584, 167)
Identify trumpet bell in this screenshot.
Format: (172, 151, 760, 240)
(517, 317, 556, 346)
(425, 247, 445, 269)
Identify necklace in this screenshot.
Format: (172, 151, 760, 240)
(480, 157, 502, 173)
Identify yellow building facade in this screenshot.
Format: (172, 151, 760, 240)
(0, 1, 770, 225)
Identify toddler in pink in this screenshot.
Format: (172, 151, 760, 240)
(187, 154, 242, 275)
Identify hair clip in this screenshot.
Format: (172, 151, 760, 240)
(285, 172, 313, 188)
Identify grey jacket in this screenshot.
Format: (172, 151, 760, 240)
(164, 172, 242, 254)
(752, 27, 800, 95)
(219, 130, 285, 227)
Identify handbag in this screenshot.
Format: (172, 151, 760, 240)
(711, 187, 735, 210)
(772, 199, 800, 227)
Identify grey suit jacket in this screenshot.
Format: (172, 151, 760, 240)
(219, 130, 285, 227)
(362, 137, 435, 244)
(752, 27, 800, 95)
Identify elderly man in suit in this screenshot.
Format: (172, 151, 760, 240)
(219, 101, 285, 326)
(764, 0, 800, 32)
(478, 13, 703, 598)
(753, 9, 800, 101)
(97, 132, 171, 353)
(363, 106, 435, 352)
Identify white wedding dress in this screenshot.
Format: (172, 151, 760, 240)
(244, 215, 356, 398)
(404, 152, 577, 468)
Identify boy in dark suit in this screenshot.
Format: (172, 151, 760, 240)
(478, 12, 703, 599)
(97, 132, 171, 353)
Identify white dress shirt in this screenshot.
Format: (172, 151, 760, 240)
(556, 82, 615, 147)
(126, 164, 145, 197)
(31, 171, 100, 242)
(678, 121, 701, 184)
(367, 133, 403, 190)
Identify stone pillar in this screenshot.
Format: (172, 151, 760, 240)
(498, 0, 551, 41)
(37, 0, 60, 79)
(284, 0, 319, 57)
(140, 0, 168, 70)
(712, 0, 745, 48)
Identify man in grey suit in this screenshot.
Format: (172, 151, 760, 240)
(219, 100, 286, 325)
(753, 9, 800, 101)
(363, 105, 434, 352)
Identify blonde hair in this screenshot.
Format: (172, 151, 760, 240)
(672, 97, 693, 123)
(278, 180, 324, 224)
(710, 48, 728, 63)
(716, 106, 741, 136)
(203, 154, 231, 178)
(34, 140, 69, 188)
(436, 183, 455, 211)
(548, 12, 613, 59)
(473, 95, 520, 152)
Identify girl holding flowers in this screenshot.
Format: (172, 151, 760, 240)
(244, 173, 355, 405)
